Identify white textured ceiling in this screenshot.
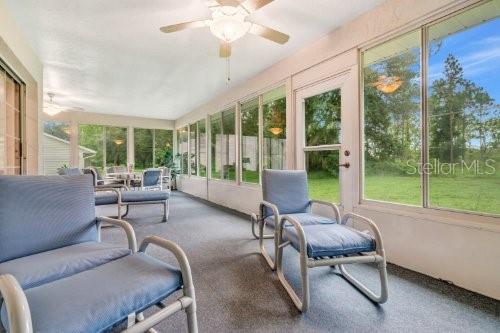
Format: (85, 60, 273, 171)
(5, 0, 385, 119)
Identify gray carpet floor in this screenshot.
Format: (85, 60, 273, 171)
(100, 191, 500, 333)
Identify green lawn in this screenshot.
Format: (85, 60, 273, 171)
(308, 173, 500, 215)
(242, 170, 259, 183)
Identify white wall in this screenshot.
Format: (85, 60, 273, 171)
(0, 0, 43, 174)
(176, 0, 500, 300)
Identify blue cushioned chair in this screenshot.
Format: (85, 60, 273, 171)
(252, 170, 341, 270)
(253, 170, 388, 312)
(84, 167, 126, 189)
(57, 167, 83, 176)
(141, 168, 163, 190)
(0, 175, 197, 332)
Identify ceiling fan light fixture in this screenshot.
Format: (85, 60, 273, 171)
(269, 127, 283, 136)
(43, 93, 64, 116)
(209, 7, 251, 43)
(372, 75, 403, 94)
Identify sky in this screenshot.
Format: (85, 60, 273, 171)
(428, 17, 500, 103)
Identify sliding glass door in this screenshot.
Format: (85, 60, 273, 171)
(0, 65, 24, 175)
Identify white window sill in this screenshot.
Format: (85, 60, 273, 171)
(355, 200, 500, 233)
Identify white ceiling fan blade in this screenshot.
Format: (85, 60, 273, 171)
(219, 42, 231, 58)
(214, 0, 241, 7)
(241, 0, 274, 13)
(249, 23, 289, 44)
(160, 20, 210, 33)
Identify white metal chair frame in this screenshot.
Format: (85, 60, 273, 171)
(251, 199, 341, 271)
(276, 212, 389, 312)
(0, 217, 197, 333)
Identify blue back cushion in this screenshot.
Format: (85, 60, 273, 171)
(261, 169, 310, 217)
(0, 175, 97, 263)
(143, 169, 161, 187)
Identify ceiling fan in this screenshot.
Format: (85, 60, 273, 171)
(159, 0, 290, 58)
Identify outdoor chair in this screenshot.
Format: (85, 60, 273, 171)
(252, 169, 388, 312)
(83, 167, 126, 189)
(142, 168, 163, 191)
(0, 175, 197, 332)
(57, 167, 82, 176)
(251, 169, 342, 270)
(94, 168, 170, 222)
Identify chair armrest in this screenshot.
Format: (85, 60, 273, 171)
(0, 274, 32, 333)
(309, 199, 341, 223)
(259, 200, 280, 223)
(94, 187, 125, 204)
(278, 215, 306, 249)
(341, 212, 385, 256)
(96, 216, 138, 253)
(139, 236, 195, 300)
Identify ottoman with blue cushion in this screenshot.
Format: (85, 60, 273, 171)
(95, 189, 171, 222)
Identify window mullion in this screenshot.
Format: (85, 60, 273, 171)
(421, 26, 429, 208)
(258, 95, 263, 184)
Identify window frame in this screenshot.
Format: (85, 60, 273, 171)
(359, 0, 500, 218)
(178, 83, 287, 187)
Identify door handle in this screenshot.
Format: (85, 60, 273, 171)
(339, 162, 350, 168)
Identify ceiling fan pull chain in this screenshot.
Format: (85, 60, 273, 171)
(226, 57, 231, 86)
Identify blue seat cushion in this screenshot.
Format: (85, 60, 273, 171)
(264, 213, 335, 228)
(1, 253, 182, 333)
(0, 242, 131, 289)
(94, 190, 170, 206)
(95, 191, 118, 206)
(284, 224, 376, 258)
(121, 190, 170, 203)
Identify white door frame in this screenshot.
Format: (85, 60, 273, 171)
(294, 68, 357, 211)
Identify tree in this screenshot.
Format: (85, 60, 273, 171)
(363, 51, 421, 170)
(429, 54, 476, 163)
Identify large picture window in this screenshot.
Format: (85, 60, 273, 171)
(134, 128, 153, 170)
(221, 108, 236, 181)
(135, 128, 173, 171)
(190, 123, 197, 176)
(363, 30, 422, 206)
(43, 121, 71, 175)
(209, 108, 236, 181)
(154, 129, 173, 167)
(263, 86, 286, 170)
(105, 126, 127, 168)
(240, 98, 259, 183)
(363, 1, 500, 215)
(78, 125, 105, 173)
(79, 125, 127, 173)
(177, 127, 188, 175)
(198, 119, 207, 177)
(210, 113, 222, 179)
